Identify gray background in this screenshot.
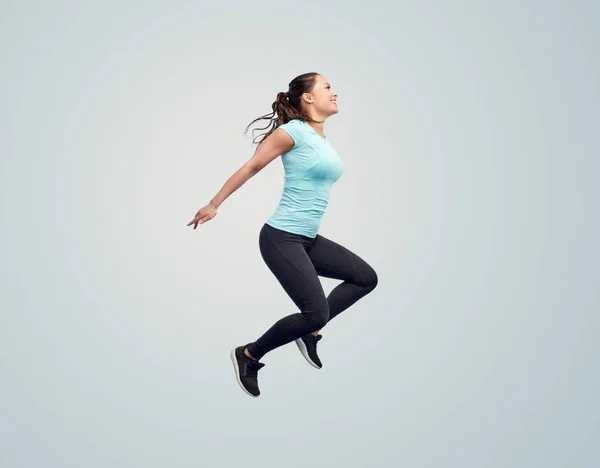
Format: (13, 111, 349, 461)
(1, 0, 598, 467)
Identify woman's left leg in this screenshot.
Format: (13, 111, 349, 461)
(294, 233, 378, 367)
(307, 233, 378, 323)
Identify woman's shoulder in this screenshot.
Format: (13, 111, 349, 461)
(278, 119, 309, 147)
(280, 119, 307, 130)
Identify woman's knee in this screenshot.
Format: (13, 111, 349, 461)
(361, 266, 378, 292)
(304, 301, 329, 329)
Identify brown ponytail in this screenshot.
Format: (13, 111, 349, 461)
(244, 72, 320, 145)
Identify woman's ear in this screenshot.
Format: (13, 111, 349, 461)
(301, 92, 314, 104)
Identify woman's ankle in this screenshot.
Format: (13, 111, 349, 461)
(244, 347, 257, 361)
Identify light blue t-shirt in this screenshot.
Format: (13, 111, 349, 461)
(266, 119, 345, 238)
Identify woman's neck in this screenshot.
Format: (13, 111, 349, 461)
(307, 120, 326, 137)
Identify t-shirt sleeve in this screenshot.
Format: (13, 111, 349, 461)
(278, 120, 305, 148)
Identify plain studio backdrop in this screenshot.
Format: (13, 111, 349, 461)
(1, 1, 598, 467)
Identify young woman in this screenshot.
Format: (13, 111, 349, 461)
(187, 72, 378, 397)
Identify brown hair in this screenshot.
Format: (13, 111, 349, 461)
(244, 72, 320, 145)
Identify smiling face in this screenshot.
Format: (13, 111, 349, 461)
(301, 75, 339, 119)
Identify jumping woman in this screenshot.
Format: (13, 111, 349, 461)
(187, 72, 378, 397)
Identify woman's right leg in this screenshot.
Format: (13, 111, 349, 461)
(245, 224, 330, 361)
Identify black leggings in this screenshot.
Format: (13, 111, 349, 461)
(246, 223, 378, 361)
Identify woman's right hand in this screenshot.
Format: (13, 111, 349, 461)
(187, 203, 218, 229)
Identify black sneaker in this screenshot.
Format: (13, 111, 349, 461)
(230, 346, 265, 397)
(295, 334, 323, 369)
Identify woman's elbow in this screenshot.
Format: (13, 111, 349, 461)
(247, 160, 263, 177)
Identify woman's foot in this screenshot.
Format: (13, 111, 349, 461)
(295, 334, 323, 369)
(230, 346, 265, 397)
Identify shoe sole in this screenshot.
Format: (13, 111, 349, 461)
(295, 338, 321, 369)
(230, 349, 259, 398)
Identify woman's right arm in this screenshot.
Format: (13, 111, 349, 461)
(187, 128, 294, 228)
